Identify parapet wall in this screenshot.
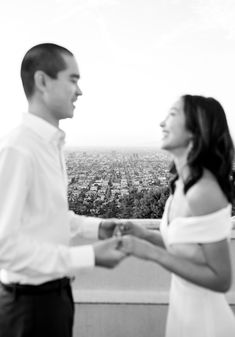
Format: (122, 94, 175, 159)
(71, 219, 235, 337)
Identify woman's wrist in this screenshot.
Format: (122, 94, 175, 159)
(142, 229, 152, 242)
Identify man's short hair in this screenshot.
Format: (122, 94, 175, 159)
(21, 43, 73, 98)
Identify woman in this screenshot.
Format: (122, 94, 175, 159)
(120, 95, 235, 336)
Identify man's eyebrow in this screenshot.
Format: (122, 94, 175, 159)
(70, 74, 80, 80)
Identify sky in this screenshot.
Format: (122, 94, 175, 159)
(1, 0, 235, 147)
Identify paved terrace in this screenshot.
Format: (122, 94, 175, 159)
(71, 219, 235, 337)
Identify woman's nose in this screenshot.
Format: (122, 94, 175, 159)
(160, 119, 165, 128)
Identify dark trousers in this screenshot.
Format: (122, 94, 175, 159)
(0, 278, 74, 337)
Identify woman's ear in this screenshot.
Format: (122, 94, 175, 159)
(187, 138, 194, 153)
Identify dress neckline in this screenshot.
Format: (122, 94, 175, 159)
(166, 195, 173, 227)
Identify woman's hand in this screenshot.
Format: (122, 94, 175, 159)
(114, 221, 165, 249)
(120, 235, 159, 261)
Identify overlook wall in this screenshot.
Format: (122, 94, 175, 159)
(71, 219, 235, 337)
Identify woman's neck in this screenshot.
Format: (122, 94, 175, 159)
(173, 152, 190, 183)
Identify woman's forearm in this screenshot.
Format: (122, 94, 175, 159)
(144, 229, 165, 248)
(145, 244, 231, 292)
(120, 222, 165, 248)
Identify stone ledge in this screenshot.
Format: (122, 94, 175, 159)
(72, 289, 235, 305)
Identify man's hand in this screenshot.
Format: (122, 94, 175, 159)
(99, 219, 149, 241)
(116, 221, 148, 240)
(99, 219, 121, 239)
(93, 237, 126, 268)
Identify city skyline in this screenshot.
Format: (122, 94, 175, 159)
(1, 0, 235, 147)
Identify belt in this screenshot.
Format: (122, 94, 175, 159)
(0, 277, 71, 295)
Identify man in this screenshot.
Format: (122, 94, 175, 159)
(0, 43, 125, 337)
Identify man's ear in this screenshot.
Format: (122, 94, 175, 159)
(34, 71, 48, 94)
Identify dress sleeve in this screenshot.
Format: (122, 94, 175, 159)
(167, 205, 232, 245)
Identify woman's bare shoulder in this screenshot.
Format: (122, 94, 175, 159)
(185, 169, 228, 216)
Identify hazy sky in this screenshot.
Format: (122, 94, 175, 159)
(1, 0, 235, 147)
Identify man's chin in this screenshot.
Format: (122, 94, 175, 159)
(65, 110, 74, 119)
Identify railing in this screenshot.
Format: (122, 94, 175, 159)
(71, 219, 235, 337)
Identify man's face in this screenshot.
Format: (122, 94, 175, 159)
(45, 53, 82, 122)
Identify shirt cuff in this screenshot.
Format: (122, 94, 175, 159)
(69, 245, 95, 271)
(81, 217, 101, 239)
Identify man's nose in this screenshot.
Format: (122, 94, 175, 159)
(76, 85, 83, 96)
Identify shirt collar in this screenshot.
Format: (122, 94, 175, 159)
(22, 113, 66, 148)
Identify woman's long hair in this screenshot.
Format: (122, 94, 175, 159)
(169, 95, 235, 203)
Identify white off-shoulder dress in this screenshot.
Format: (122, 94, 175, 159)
(160, 196, 235, 337)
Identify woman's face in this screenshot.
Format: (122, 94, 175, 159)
(160, 98, 193, 153)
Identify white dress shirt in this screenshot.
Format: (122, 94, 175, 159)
(0, 113, 101, 285)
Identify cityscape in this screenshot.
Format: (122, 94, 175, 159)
(65, 148, 172, 219)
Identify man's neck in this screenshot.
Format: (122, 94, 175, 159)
(28, 101, 59, 128)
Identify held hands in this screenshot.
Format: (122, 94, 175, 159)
(95, 219, 135, 269)
(113, 222, 161, 261)
(93, 237, 125, 268)
(96, 220, 155, 268)
(93, 234, 154, 268)
(99, 220, 148, 240)
(114, 221, 148, 240)
(118, 235, 155, 261)
(99, 219, 122, 239)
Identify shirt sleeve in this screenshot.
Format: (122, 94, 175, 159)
(68, 211, 101, 240)
(0, 147, 96, 278)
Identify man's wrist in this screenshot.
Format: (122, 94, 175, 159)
(98, 220, 105, 239)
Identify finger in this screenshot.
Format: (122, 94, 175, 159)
(115, 223, 129, 235)
(122, 221, 135, 233)
(107, 236, 123, 250)
(114, 248, 126, 259)
(114, 247, 129, 259)
(120, 236, 133, 254)
(113, 225, 122, 237)
(115, 236, 125, 251)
